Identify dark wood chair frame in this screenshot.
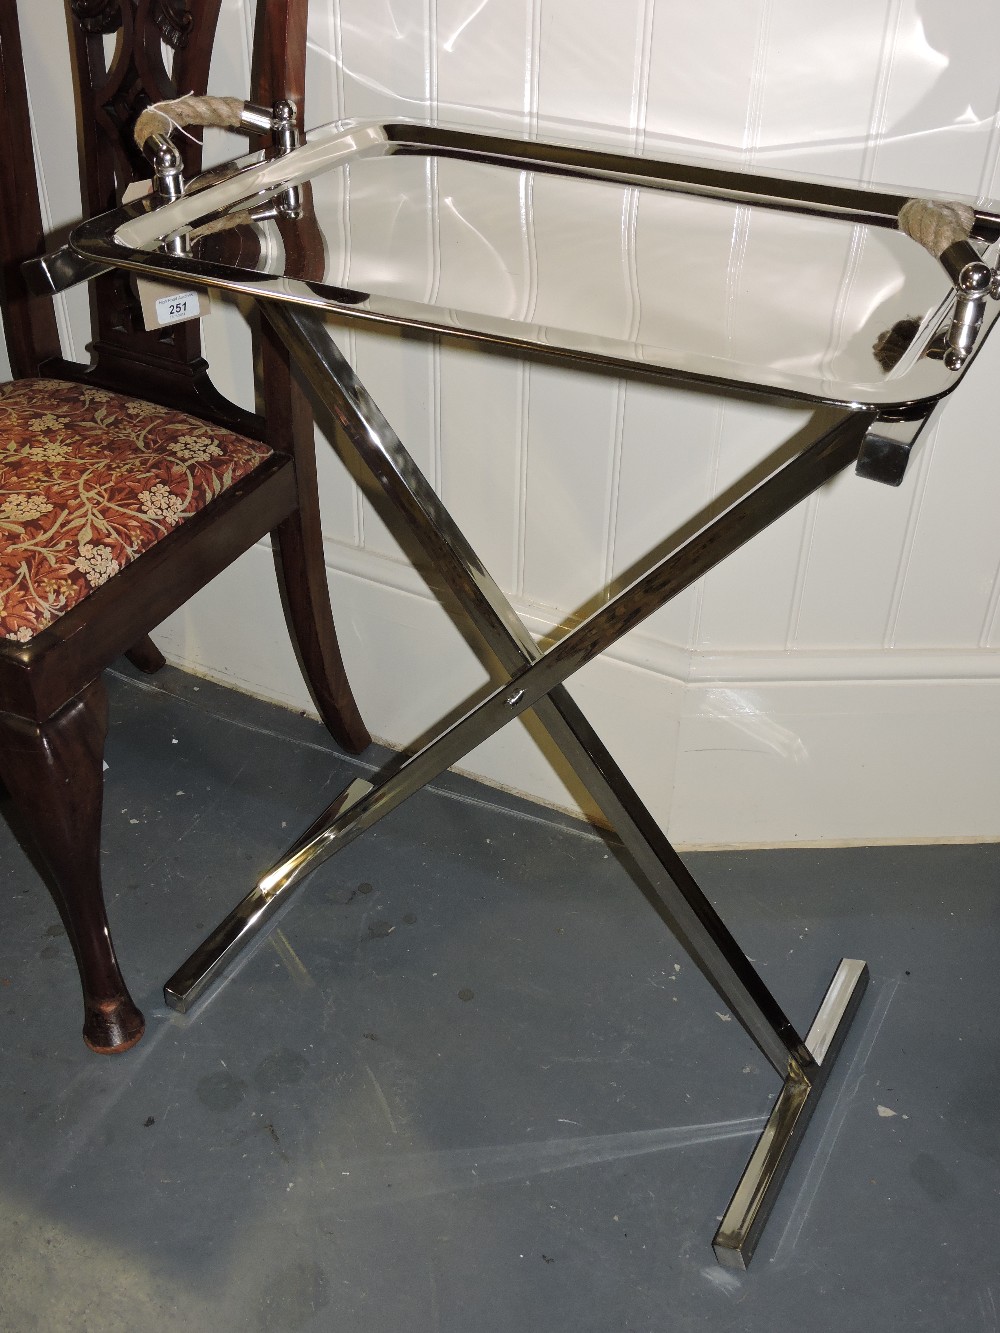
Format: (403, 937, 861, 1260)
(0, 0, 370, 1053)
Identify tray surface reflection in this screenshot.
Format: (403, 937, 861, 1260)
(73, 118, 1000, 410)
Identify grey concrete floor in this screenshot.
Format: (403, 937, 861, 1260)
(1, 663, 998, 1331)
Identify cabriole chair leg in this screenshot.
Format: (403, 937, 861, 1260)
(0, 678, 145, 1053)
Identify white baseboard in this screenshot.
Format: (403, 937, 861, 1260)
(149, 539, 1000, 847)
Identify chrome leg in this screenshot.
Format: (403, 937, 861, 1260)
(163, 778, 372, 1012)
(713, 957, 869, 1269)
(164, 305, 871, 1263)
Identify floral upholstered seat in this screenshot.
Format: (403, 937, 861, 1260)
(0, 379, 272, 642)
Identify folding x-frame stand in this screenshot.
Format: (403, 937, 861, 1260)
(42, 83, 1000, 1272)
(164, 300, 872, 1268)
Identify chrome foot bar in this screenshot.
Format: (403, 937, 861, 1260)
(163, 778, 373, 1013)
(713, 957, 869, 1269)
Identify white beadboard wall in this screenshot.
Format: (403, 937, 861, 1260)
(13, 0, 1000, 844)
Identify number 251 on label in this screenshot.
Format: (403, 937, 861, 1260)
(155, 291, 200, 325)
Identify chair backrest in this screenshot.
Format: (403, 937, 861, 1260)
(2, 0, 309, 439)
(64, 0, 249, 431)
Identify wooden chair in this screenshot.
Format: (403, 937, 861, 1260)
(0, 0, 371, 1053)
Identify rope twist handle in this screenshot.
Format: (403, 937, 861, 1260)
(134, 95, 246, 150)
(876, 199, 990, 373)
(897, 198, 976, 258)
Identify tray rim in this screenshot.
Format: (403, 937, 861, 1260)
(69, 117, 1000, 415)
